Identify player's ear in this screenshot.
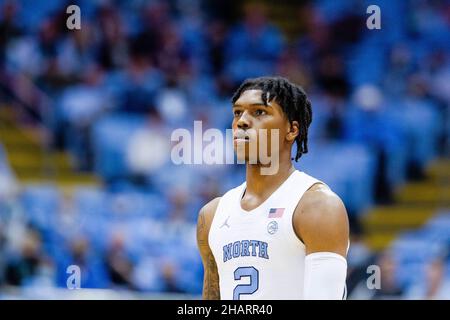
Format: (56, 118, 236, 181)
(286, 121, 299, 142)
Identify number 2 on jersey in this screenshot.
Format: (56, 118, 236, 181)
(233, 266, 259, 300)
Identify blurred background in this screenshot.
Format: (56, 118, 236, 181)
(0, 0, 448, 299)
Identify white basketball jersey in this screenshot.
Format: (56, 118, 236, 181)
(209, 170, 322, 300)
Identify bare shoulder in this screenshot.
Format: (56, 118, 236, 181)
(197, 197, 222, 300)
(198, 197, 221, 229)
(200, 197, 221, 218)
(197, 197, 221, 249)
(293, 183, 349, 256)
(299, 183, 347, 216)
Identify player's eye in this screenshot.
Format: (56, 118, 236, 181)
(254, 109, 266, 116)
(233, 110, 242, 117)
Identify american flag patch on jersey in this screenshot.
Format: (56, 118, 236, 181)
(268, 208, 285, 218)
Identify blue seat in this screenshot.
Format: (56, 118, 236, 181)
(20, 184, 60, 231)
(295, 142, 375, 214)
(92, 114, 147, 180)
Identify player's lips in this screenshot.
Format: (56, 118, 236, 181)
(234, 137, 250, 142)
(233, 130, 250, 142)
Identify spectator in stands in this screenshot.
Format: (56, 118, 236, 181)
(104, 232, 135, 290)
(168, 188, 190, 222)
(407, 252, 450, 300)
(346, 221, 375, 298)
(0, 146, 19, 198)
(345, 85, 405, 203)
(4, 228, 46, 286)
(96, 4, 128, 71)
(133, 1, 171, 63)
(373, 251, 405, 299)
(225, 2, 284, 84)
(276, 46, 312, 92)
(348, 250, 405, 299)
(57, 64, 109, 170)
(59, 236, 108, 288)
(0, 223, 6, 285)
(0, 1, 22, 65)
(115, 49, 163, 114)
(160, 261, 184, 294)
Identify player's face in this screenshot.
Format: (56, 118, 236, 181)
(232, 89, 290, 164)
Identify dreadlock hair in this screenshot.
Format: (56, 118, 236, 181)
(231, 76, 313, 162)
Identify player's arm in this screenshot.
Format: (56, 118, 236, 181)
(196, 197, 221, 300)
(293, 184, 350, 299)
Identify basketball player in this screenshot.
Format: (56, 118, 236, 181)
(197, 77, 349, 300)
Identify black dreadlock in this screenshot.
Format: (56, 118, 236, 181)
(231, 76, 313, 161)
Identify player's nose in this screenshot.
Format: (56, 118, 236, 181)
(237, 111, 251, 129)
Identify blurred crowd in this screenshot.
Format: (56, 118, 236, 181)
(0, 0, 449, 298)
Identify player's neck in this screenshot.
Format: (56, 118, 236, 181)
(245, 156, 295, 197)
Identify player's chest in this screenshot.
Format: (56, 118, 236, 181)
(211, 212, 289, 252)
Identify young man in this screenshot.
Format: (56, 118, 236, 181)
(197, 77, 349, 300)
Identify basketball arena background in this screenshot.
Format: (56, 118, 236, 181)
(0, 0, 448, 299)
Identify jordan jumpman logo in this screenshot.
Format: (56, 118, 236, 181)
(220, 216, 231, 228)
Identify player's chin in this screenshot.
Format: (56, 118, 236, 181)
(234, 143, 249, 162)
(234, 147, 262, 164)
